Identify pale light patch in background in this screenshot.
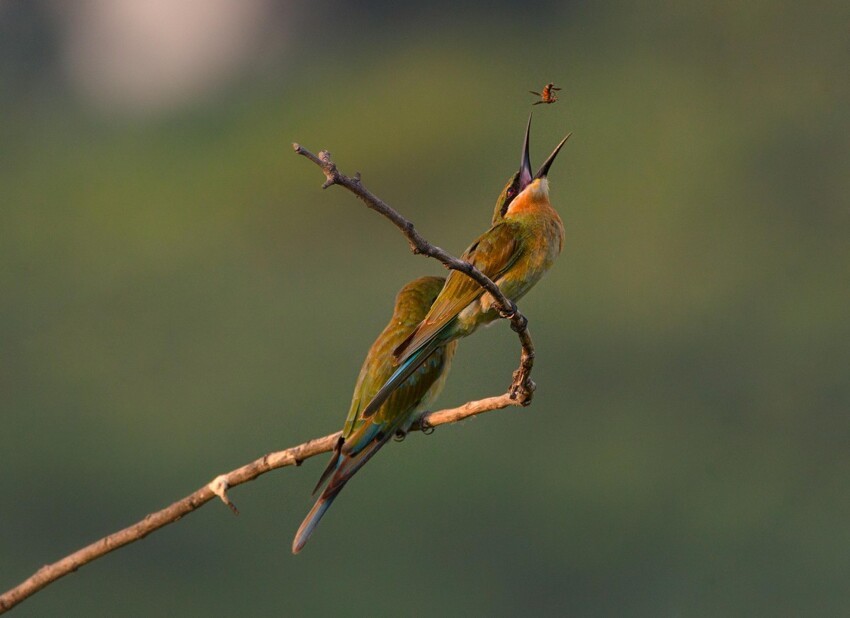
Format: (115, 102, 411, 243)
(53, 0, 288, 114)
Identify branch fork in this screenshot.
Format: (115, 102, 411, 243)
(208, 475, 239, 515)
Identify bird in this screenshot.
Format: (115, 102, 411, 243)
(360, 115, 570, 420)
(530, 82, 562, 105)
(292, 276, 457, 554)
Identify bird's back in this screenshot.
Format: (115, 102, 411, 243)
(343, 276, 450, 440)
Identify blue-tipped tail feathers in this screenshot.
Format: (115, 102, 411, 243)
(292, 492, 336, 554)
(292, 428, 395, 554)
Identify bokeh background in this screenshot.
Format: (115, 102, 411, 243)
(2, 1, 848, 615)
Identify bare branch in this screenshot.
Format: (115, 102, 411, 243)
(0, 395, 522, 613)
(292, 143, 536, 401)
(0, 143, 542, 613)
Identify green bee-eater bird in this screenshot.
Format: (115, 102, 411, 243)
(292, 276, 457, 554)
(361, 115, 570, 419)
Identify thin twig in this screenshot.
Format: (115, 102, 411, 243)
(0, 394, 522, 613)
(292, 143, 536, 401)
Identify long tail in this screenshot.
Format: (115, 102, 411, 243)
(360, 337, 442, 419)
(292, 428, 396, 554)
(292, 492, 338, 555)
(311, 436, 344, 496)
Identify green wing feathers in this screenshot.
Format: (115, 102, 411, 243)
(393, 222, 523, 363)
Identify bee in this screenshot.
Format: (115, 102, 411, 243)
(530, 82, 562, 105)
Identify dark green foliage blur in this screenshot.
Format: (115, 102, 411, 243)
(2, 1, 849, 615)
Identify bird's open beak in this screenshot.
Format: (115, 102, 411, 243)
(535, 133, 571, 179)
(518, 113, 534, 190)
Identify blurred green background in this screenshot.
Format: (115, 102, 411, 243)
(2, 0, 849, 615)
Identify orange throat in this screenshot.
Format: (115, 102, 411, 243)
(506, 178, 554, 216)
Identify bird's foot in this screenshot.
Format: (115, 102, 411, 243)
(509, 313, 528, 333)
(418, 415, 436, 435)
(496, 300, 517, 320)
